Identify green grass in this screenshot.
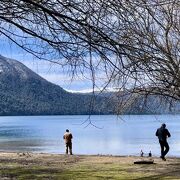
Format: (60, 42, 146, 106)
(0, 155, 180, 179)
(0, 162, 159, 180)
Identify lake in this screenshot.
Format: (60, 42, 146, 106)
(0, 115, 180, 157)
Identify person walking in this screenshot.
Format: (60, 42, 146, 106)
(63, 129, 73, 155)
(156, 123, 171, 161)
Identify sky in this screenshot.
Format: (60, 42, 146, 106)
(0, 38, 106, 93)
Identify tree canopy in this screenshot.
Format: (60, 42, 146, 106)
(0, 0, 179, 101)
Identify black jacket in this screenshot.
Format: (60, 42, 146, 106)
(156, 127, 171, 141)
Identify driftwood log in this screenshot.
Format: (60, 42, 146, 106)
(134, 160, 154, 164)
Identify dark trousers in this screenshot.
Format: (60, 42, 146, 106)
(159, 140, 169, 158)
(66, 142, 72, 155)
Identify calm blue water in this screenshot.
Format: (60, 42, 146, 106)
(0, 115, 180, 157)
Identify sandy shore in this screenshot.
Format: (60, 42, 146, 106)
(0, 152, 179, 179)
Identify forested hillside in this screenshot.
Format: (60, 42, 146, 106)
(0, 55, 115, 115)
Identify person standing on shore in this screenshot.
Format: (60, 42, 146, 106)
(156, 123, 171, 161)
(63, 129, 73, 155)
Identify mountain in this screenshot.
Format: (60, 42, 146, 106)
(0, 55, 179, 116)
(115, 91, 179, 114)
(0, 55, 115, 115)
(84, 91, 180, 114)
(123, 94, 180, 114)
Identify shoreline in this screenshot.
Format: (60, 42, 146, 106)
(0, 152, 180, 179)
(0, 150, 179, 158)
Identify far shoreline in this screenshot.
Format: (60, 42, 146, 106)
(0, 113, 180, 117)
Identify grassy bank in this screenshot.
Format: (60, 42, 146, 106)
(0, 152, 179, 179)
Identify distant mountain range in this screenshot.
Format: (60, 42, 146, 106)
(0, 55, 179, 116)
(123, 94, 180, 114)
(0, 55, 115, 115)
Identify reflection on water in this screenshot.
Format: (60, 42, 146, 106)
(0, 125, 44, 151)
(0, 126, 37, 138)
(0, 115, 179, 156)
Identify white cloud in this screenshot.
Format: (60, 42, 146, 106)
(66, 87, 119, 93)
